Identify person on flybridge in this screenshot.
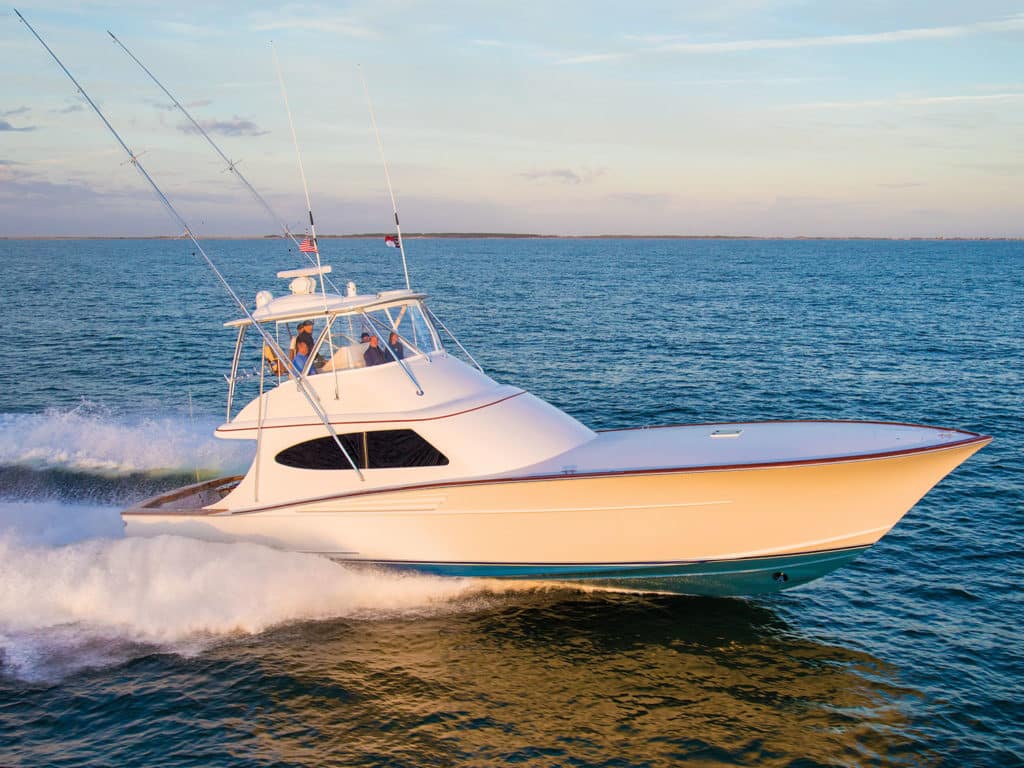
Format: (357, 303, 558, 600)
(263, 343, 284, 376)
(290, 319, 314, 359)
(292, 336, 317, 375)
(364, 332, 390, 366)
(388, 331, 405, 361)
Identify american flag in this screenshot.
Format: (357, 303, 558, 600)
(299, 237, 318, 253)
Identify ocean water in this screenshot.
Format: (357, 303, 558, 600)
(0, 237, 1020, 767)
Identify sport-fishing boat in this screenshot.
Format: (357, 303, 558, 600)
(19, 10, 989, 596)
(121, 264, 990, 596)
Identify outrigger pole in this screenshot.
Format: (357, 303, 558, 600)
(358, 64, 412, 291)
(106, 32, 339, 290)
(15, 10, 364, 480)
(106, 31, 331, 279)
(271, 43, 322, 271)
(270, 41, 341, 399)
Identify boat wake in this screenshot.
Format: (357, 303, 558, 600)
(0, 498, 548, 683)
(0, 407, 577, 683)
(0, 403, 253, 478)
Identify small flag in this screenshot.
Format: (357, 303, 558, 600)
(384, 235, 399, 248)
(299, 237, 318, 253)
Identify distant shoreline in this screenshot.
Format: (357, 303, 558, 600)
(3, 233, 1022, 241)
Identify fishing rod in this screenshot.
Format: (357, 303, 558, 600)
(271, 43, 323, 272)
(15, 9, 363, 480)
(358, 64, 412, 291)
(106, 30, 339, 288)
(271, 41, 341, 399)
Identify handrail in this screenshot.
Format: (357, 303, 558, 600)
(424, 306, 483, 373)
(226, 325, 246, 420)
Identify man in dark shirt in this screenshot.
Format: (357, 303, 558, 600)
(363, 334, 390, 366)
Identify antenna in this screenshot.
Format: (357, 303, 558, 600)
(107, 30, 336, 283)
(15, 9, 362, 478)
(358, 64, 412, 291)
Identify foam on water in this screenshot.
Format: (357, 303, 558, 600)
(0, 402, 253, 476)
(0, 499, 124, 547)
(0, 499, 539, 682)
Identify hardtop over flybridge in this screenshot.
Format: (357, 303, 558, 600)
(18, 10, 990, 596)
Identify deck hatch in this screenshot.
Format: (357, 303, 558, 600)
(710, 429, 743, 438)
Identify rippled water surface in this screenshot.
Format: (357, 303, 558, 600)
(0, 237, 1021, 766)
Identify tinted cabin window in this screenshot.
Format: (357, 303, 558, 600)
(275, 433, 364, 470)
(366, 430, 448, 468)
(275, 430, 447, 470)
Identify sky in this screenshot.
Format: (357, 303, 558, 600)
(2, 1, 1023, 237)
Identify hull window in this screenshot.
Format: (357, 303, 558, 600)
(275, 429, 448, 470)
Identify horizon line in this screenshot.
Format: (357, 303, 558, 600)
(3, 233, 1022, 241)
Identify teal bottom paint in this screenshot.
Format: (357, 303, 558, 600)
(352, 546, 872, 597)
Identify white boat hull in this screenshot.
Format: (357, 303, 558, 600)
(123, 429, 988, 596)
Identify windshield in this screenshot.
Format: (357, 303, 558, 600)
(314, 301, 439, 372)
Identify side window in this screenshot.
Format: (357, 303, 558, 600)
(275, 433, 364, 470)
(366, 429, 449, 468)
(274, 429, 448, 470)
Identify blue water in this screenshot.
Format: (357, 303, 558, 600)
(0, 237, 1021, 766)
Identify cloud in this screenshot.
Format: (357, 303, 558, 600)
(0, 175, 134, 205)
(154, 20, 224, 38)
(248, 7, 375, 38)
(148, 98, 210, 113)
(788, 92, 1024, 110)
(0, 120, 35, 132)
(769, 195, 875, 211)
(55, 104, 84, 114)
(2, 107, 30, 117)
(521, 168, 605, 185)
(633, 13, 1024, 55)
(675, 76, 827, 86)
(557, 52, 629, 65)
(177, 117, 268, 137)
(608, 192, 673, 207)
(470, 37, 569, 63)
(0, 172, 280, 236)
(877, 182, 925, 189)
(956, 162, 1024, 177)
(471, 39, 512, 48)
